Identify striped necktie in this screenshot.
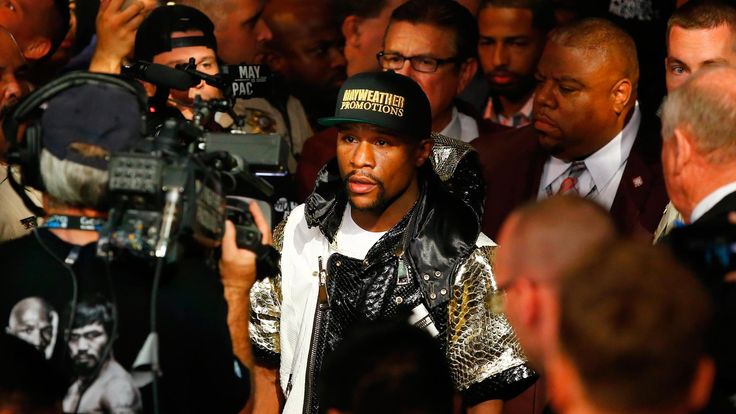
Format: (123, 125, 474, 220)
(557, 161, 587, 195)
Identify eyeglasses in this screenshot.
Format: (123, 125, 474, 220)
(376, 51, 463, 73)
(485, 277, 522, 315)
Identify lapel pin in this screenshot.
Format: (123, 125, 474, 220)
(633, 176, 644, 188)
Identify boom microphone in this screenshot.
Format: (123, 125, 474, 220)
(123, 61, 200, 91)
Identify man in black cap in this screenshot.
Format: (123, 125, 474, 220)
(134, 4, 223, 120)
(249, 70, 535, 414)
(0, 78, 263, 413)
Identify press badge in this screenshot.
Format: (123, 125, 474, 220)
(408, 303, 439, 337)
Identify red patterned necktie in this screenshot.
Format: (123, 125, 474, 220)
(557, 161, 586, 195)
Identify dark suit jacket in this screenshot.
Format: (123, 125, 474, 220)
(295, 127, 337, 203)
(471, 118, 669, 240)
(666, 192, 736, 414)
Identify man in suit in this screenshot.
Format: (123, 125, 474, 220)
(661, 65, 736, 227)
(472, 17, 668, 240)
(653, 0, 736, 240)
(660, 66, 736, 414)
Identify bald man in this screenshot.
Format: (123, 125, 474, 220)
(472, 17, 668, 240)
(0, 0, 70, 61)
(6, 297, 57, 359)
(495, 196, 618, 414)
(262, 0, 347, 127)
(496, 196, 617, 370)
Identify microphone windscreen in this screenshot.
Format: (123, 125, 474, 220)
(142, 63, 199, 91)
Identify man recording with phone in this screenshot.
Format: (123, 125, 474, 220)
(0, 74, 270, 413)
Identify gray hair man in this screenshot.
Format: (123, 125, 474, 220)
(660, 65, 736, 414)
(660, 66, 736, 224)
(654, 0, 736, 240)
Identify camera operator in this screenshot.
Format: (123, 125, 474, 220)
(176, 0, 313, 173)
(0, 78, 270, 413)
(133, 4, 226, 123)
(660, 66, 736, 413)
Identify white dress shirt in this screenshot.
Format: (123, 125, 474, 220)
(690, 181, 736, 223)
(538, 103, 642, 211)
(483, 94, 534, 128)
(439, 106, 479, 143)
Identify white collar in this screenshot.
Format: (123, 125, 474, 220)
(483, 94, 534, 125)
(439, 106, 461, 139)
(541, 103, 641, 190)
(690, 181, 736, 223)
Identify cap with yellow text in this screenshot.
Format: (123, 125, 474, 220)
(318, 71, 431, 140)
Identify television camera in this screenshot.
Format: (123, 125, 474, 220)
(99, 62, 284, 277)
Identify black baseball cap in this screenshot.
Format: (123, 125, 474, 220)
(42, 83, 143, 171)
(134, 4, 218, 63)
(319, 71, 432, 140)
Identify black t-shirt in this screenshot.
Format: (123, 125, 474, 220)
(0, 229, 249, 413)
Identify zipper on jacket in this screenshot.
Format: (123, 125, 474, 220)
(303, 256, 331, 414)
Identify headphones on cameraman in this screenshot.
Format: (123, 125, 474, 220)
(3, 71, 149, 216)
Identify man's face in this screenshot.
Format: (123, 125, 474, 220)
(478, 6, 545, 99)
(666, 24, 736, 92)
(343, 0, 407, 76)
(0, 30, 28, 115)
(269, 7, 346, 94)
(383, 21, 474, 127)
(68, 322, 109, 375)
(214, 0, 272, 64)
(7, 306, 53, 352)
(266, 4, 346, 101)
(152, 31, 222, 116)
(337, 124, 427, 214)
(0, 0, 53, 60)
(533, 41, 621, 161)
(494, 214, 543, 368)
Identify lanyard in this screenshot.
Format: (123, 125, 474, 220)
(42, 214, 105, 232)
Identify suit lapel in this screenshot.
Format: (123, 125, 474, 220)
(610, 117, 662, 234)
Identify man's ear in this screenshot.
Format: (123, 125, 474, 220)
(342, 15, 362, 49)
(672, 127, 694, 172)
(22, 38, 51, 61)
(415, 138, 433, 167)
(457, 58, 478, 95)
(515, 278, 540, 327)
(610, 78, 633, 115)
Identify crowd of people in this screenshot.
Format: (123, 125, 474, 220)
(0, 0, 734, 414)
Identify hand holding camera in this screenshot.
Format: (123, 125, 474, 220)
(219, 200, 273, 290)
